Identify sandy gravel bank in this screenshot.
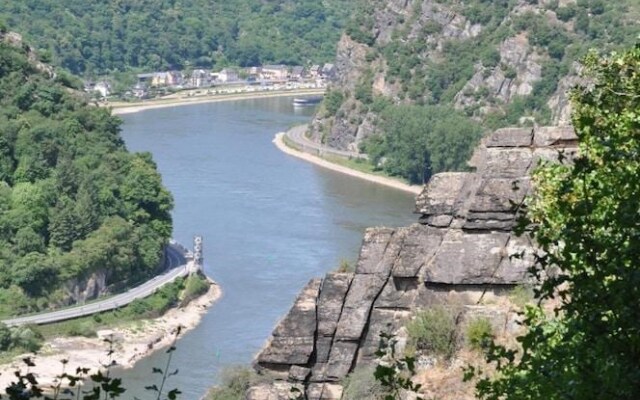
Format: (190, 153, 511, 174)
(273, 132, 422, 195)
(0, 280, 221, 390)
(109, 88, 325, 115)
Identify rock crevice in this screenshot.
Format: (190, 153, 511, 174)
(250, 126, 577, 399)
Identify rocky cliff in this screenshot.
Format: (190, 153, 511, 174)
(249, 125, 577, 399)
(308, 0, 636, 152)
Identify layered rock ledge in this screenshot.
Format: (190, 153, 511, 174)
(250, 126, 577, 399)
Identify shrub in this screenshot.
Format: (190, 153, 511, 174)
(406, 306, 457, 359)
(205, 366, 261, 400)
(65, 320, 98, 338)
(509, 285, 534, 309)
(336, 259, 354, 273)
(465, 318, 494, 351)
(342, 366, 389, 400)
(182, 274, 210, 304)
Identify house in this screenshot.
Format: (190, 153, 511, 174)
(321, 63, 337, 80)
(94, 81, 112, 98)
(218, 68, 239, 83)
(189, 69, 211, 87)
(290, 66, 305, 81)
(136, 73, 156, 86)
(261, 64, 289, 81)
(308, 64, 322, 78)
(167, 71, 184, 87)
(132, 83, 148, 99)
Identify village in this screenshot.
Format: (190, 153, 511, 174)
(85, 63, 337, 100)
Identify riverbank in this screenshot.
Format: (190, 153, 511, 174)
(273, 132, 423, 195)
(0, 279, 221, 391)
(109, 88, 326, 115)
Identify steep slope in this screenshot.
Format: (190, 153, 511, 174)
(249, 125, 577, 399)
(0, 32, 173, 315)
(0, 0, 352, 75)
(309, 0, 637, 154)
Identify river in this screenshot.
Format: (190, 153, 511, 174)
(118, 96, 417, 398)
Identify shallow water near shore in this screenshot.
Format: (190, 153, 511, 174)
(118, 96, 416, 398)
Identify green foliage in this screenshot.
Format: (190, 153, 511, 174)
(471, 44, 640, 400)
(508, 284, 534, 309)
(323, 90, 345, 115)
(406, 306, 457, 359)
(3, 329, 183, 399)
(0, 41, 173, 315)
(182, 274, 210, 304)
(465, 318, 494, 351)
(335, 259, 354, 273)
(362, 105, 483, 184)
(373, 332, 423, 400)
(0, 1, 353, 75)
(342, 366, 389, 400)
(205, 367, 263, 400)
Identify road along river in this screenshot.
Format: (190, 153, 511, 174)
(117, 96, 417, 398)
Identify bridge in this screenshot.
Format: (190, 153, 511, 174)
(2, 238, 204, 327)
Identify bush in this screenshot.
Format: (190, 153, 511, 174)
(509, 285, 534, 309)
(342, 366, 389, 400)
(465, 318, 494, 351)
(205, 366, 261, 400)
(182, 274, 210, 304)
(335, 259, 354, 273)
(406, 306, 457, 359)
(65, 320, 98, 338)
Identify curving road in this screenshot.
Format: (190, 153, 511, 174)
(2, 244, 191, 327)
(285, 124, 368, 160)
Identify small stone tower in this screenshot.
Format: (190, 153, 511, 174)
(190, 235, 204, 274)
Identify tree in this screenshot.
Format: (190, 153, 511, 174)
(470, 44, 640, 400)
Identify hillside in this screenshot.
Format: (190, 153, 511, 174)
(0, 0, 352, 76)
(308, 0, 638, 183)
(0, 31, 173, 316)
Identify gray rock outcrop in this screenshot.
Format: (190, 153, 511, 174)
(252, 126, 577, 399)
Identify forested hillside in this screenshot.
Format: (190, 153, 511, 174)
(0, 32, 173, 316)
(310, 0, 639, 183)
(0, 0, 352, 76)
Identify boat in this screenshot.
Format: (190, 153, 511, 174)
(293, 96, 323, 106)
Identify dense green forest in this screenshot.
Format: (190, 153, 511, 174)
(0, 0, 352, 76)
(0, 36, 173, 316)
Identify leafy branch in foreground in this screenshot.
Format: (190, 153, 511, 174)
(2, 326, 184, 400)
(373, 332, 423, 400)
(466, 43, 640, 400)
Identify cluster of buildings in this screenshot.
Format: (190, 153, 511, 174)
(86, 63, 337, 100)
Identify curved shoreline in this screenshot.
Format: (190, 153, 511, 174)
(273, 132, 422, 195)
(0, 280, 222, 390)
(109, 88, 326, 115)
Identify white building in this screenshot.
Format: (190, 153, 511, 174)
(218, 68, 239, 83)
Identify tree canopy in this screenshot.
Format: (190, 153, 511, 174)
(0, 38, 173, 315)
(0, 0, 352, 76)
(471, 44, 640, 399)
(361, 105, 483, 184)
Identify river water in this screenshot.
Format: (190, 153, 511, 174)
(118, 96, 416, 398)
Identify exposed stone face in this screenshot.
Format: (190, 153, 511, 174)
(308, 0, 580, 152)
(251, 126, 577, 398)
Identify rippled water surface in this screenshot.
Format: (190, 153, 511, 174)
(118, 97, 416, 398)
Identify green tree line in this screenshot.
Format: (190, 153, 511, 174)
(0, 39, 173, 316)
(0, 0, 353, 76)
